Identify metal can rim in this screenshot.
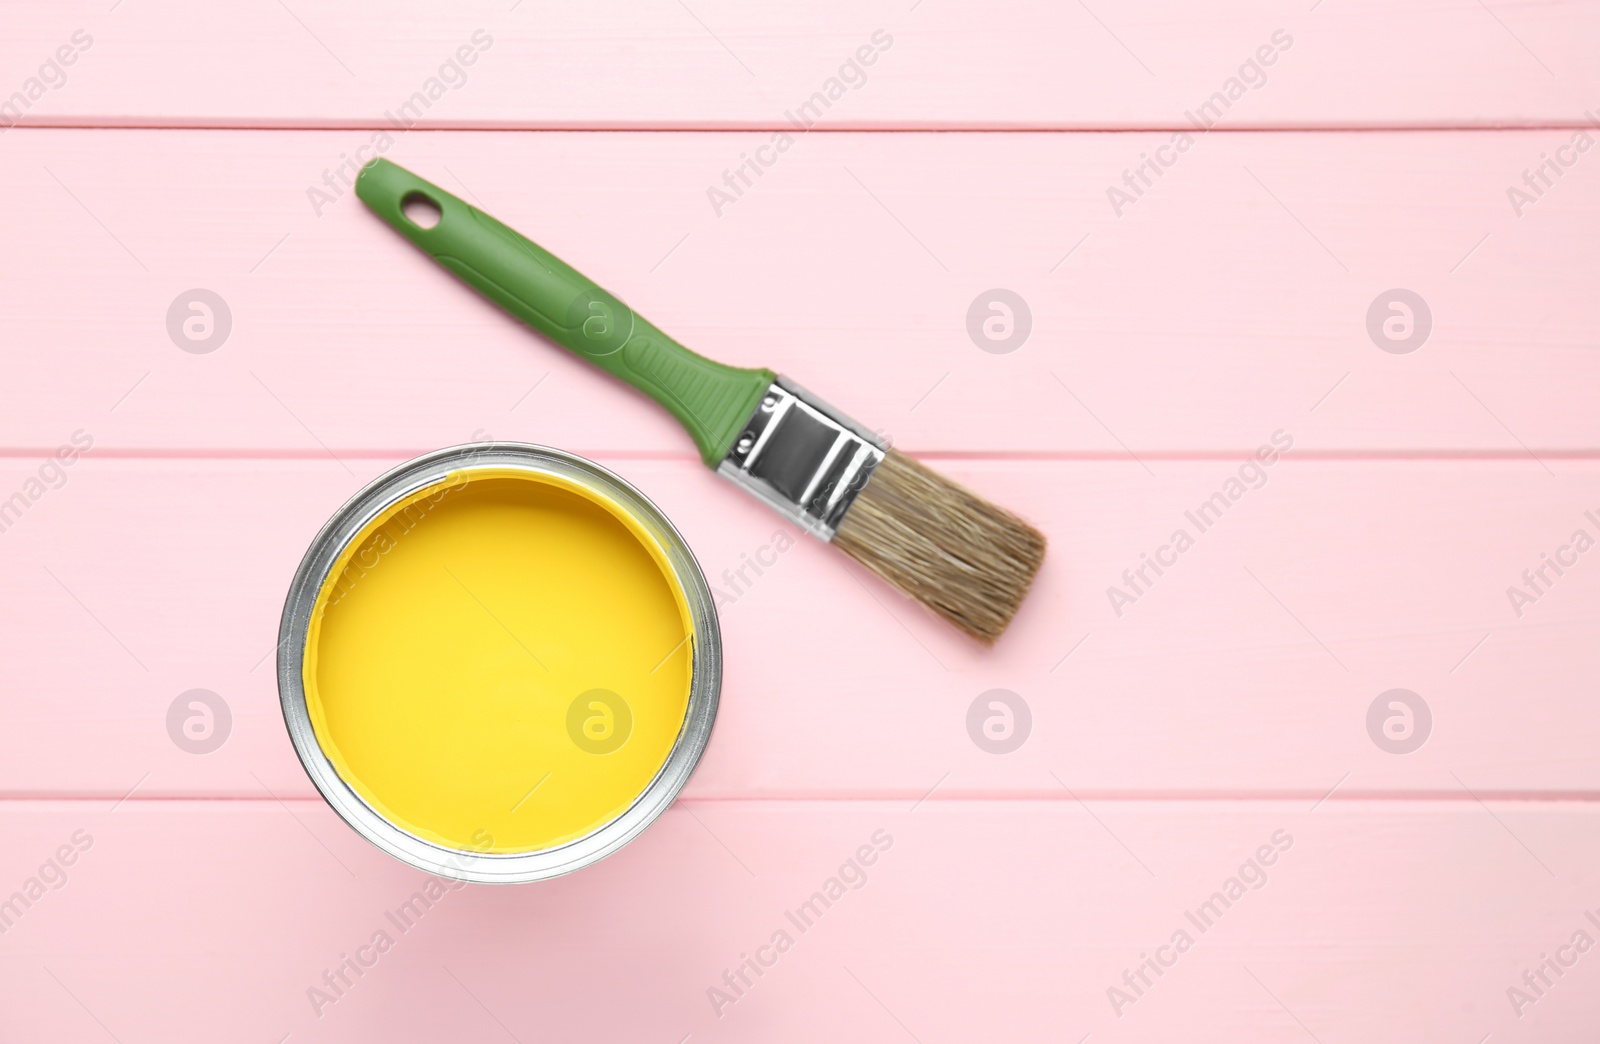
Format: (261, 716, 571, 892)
(276, 442, 722, 883)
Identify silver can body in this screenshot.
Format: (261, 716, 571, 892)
(276, 443, 721, 883)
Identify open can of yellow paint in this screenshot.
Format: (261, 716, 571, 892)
(277, 444, 720, 883)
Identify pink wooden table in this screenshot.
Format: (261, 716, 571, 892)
(3, 1, 1599, 1040)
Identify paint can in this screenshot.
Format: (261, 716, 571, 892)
(277, 443, 720, 883)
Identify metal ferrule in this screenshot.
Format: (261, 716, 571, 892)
(716, 377, 887, 541)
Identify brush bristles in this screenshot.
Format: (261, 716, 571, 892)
(832, 449, 1046, 643)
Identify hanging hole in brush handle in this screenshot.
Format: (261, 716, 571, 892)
(400, 192, 442, 229)
(354, 158, 774, 467)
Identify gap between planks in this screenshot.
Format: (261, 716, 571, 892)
(4, 448, 1600, 463)
(8, 791, 1600, 804)
(9, 121, 1600, 134)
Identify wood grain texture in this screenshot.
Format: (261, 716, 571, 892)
(2, 456, 1594, 798)
(5, 3, 1599, 1037)
(0, 129, 1596, 455)
(0, 800, 1593, 1042)
(1, 0, 1597, 128)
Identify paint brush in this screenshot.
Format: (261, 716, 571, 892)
(356, 159, 1045, 642)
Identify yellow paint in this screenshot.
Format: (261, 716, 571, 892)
(302, 468, 693, 853)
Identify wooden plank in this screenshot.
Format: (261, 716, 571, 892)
(0, 799, 1594, 1041)
(2, 0, 1597, 128)
(4, 4, 1594, 1040)
(3, 456, 1596, 798)
(1, 129, 1596, 455)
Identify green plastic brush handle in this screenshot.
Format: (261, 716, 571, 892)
(355, 158, 774, 467)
